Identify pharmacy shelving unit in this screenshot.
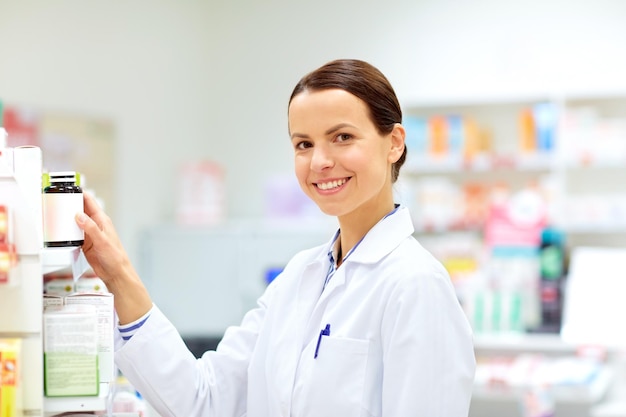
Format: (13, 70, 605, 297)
(400, 93, 626, 244)
(470, 333, 616, 417)
(0, 171, 44, 416)
(0, 149, 111, 417)
(400, 93, 626, 417)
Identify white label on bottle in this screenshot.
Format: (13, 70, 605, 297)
(43, 193, 84, 243)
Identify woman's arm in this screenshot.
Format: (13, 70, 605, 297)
(75, 192, 153, 324)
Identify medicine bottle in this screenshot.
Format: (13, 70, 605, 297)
(43, 171, 84, 247)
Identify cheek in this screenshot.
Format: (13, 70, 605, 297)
(348, 147, 382, 172)
(294, 157, 310, 186)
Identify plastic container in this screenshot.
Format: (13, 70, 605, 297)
(42, 171, 84, 247)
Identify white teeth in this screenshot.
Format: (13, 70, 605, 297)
(317, 179, 347, 190)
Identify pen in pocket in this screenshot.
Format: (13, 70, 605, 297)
(314, 324, 331, 359)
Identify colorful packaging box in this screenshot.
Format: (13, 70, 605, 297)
(43, 305, 99, 397)
(0, 339, 20, 417)
(65, 293, 114, 382)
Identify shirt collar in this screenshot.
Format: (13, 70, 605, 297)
(325, 204, 406, 267)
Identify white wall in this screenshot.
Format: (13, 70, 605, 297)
(1, 0, 626, 263)
(0, 0, 222, 263)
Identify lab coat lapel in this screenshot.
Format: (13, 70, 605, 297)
(302, 263, 347, 346)
(295, 261, 325, 346)
(317, 264, 346, 303)
(271, 258, 325, 412)
(296, 255, 348, 350)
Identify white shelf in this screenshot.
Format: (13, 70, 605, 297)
(474, 333, 578, 354)
(403, 152, 555, 175)
(41, 247, 89, 280)
(43, 382, 110, 415)
(472, 367, 613, 405)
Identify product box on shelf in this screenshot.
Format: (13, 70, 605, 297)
(43, 304, 99, 397)
(0, 338, 20, 417)
(64, 293, 114, 383)
(44, 273, 75, 297)
(42, 295, 63, 309)
(74, 271, 107, 294)
(42, 288, 114, 384)
(0, 206, 9, 243)
(0, 206, 17, 286)
(0, 244, 17, 286)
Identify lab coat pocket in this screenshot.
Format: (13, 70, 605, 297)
(302, 336, 370, 417)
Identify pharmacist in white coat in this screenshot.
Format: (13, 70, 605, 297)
(76, 59, 476, 417)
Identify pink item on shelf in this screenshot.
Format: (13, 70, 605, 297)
(3, 106, 40, 148)
(175, 160, 225, 226)
(484, 188, 547, 249)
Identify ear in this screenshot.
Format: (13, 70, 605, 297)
(388, 123, 406, 164)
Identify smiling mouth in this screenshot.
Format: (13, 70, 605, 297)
(315, 178, 348, 190)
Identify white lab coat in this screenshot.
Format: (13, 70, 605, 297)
(116, 206, 476, 417)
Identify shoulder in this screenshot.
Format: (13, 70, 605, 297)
(365, 236, 461, 314)
(381, 236, 450, 283)
(375, 238, 469, 331)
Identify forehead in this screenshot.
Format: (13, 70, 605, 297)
(288, 89, 370, 127)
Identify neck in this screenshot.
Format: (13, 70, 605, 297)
(337, 200, 396, 260)
(336, 242, 343, 267)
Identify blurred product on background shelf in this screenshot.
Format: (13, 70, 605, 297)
(175, 160, 225, 227)
(110, 375, 147, 416)
(0, 205, 17, 285)
(538, 228, 566, 333)
(425, 183, 553, 335)
(0, 339, 20, 417)
(532, 102, 558, 153)
(404, 102, 558, 172)
(559, 105, 626, 166)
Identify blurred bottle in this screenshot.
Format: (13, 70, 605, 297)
(520, 386, 555, 417)
(519, 108, 537, 153)
(429, 115, 448, 156)
(539, 227, 565, 333)
(533, 102, 557, 153)
(111, 375, 145, 416)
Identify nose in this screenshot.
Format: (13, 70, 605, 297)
(310, 144, 334, 172)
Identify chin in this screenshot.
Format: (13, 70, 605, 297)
(317, 204, 350, 218)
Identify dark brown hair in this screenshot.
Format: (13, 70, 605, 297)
(289, 59, 407, 182)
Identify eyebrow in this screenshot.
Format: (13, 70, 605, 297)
(290, 123, 357, 140)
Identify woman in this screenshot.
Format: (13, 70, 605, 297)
(76, 58, 475, 417)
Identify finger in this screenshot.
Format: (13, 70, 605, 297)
(75, 211, 103, 245)
(82, 192, 114, 234)
(83, 191, 102, 217)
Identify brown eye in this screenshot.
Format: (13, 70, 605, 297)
(295, 141, 313, 150)
(336, 133, 352, 143)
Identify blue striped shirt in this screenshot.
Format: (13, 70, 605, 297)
(118, 308, 152, 341)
